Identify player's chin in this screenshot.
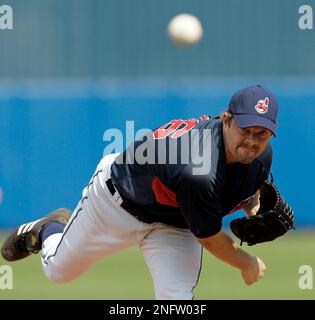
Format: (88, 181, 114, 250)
(238, 158, 254, 164)
(236, 153, 257, 164)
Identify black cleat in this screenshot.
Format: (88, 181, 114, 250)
(1, 208, 71, 262)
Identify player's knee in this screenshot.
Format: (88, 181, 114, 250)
(44, 265, 77, 284)
(45, 271, 71, 284)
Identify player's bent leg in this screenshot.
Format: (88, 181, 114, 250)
(40, 207, 97, 283)
(139, 224, 203, 300)
(42, 200, 142, 283)
(40, 211, 96, 283)
(41, 154, 145, 283)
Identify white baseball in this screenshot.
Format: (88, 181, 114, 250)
(167, 14, 203, 46)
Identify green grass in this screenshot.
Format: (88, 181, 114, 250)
(0, 231, 315, 300)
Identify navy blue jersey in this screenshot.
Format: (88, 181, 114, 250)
(111, 116, 272, 238)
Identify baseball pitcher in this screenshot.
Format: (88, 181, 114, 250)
(1, 85, 294, 299)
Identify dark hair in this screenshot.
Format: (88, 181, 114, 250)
(220, 109, 234, 125)
(227, 109, 234, 123)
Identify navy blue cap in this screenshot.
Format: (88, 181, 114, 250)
(228, 85, 278, 136)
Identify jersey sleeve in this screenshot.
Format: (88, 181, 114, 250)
(176, 171, 223, 238)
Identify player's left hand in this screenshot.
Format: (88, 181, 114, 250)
(230, 180, 295, 246)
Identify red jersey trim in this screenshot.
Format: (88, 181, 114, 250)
(152, 177, 180, 208)
(225, 195, 255, 216)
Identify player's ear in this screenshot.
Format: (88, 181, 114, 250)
(221, 112, 230, 127)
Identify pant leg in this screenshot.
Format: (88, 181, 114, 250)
(139, 223, 203, 300)
(41, 153, 146, 283)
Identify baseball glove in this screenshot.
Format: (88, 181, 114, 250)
(230, 180, 295, 246)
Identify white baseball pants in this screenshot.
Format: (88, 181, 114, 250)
(41, 153, 203, 300)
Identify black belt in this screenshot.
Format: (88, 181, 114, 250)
(105, 178, 123, 206)
(106, 178, 117, 197)
(105, 178, 153, 224)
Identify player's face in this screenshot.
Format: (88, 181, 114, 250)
(223, 117, 273, 164)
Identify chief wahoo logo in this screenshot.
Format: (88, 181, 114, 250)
(255, 97, 269, 114)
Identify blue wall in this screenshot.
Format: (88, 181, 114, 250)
(0, 78, 314, 228)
